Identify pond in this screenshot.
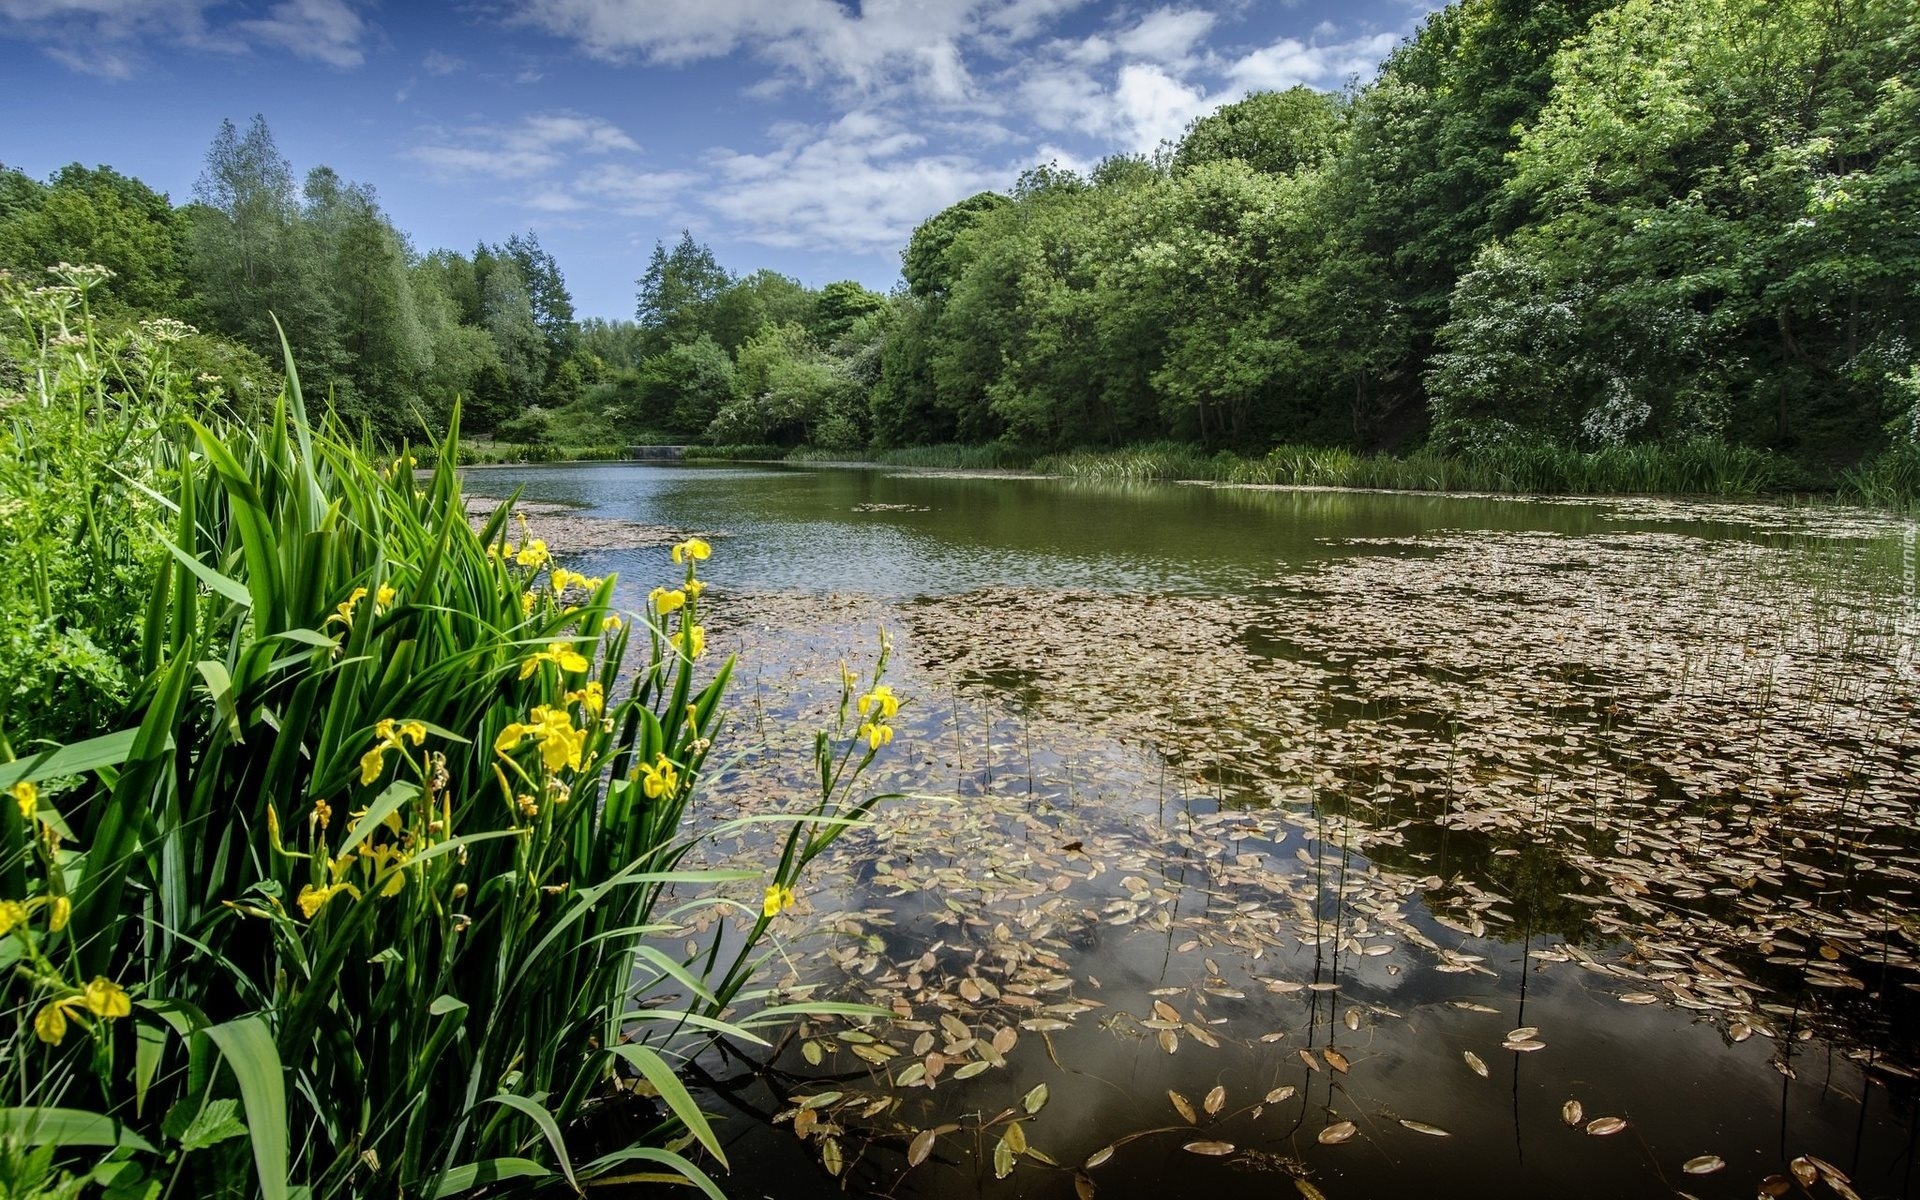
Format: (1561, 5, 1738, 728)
(463, 462, 1920, 1200)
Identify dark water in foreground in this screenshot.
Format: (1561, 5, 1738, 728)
(464, 463, 1920, 1200)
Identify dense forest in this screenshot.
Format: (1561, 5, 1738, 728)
(3, 0, 1916, 476)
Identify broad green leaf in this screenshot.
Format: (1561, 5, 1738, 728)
(0, 1107, 156, 1153)
(480, 1095, 578, 1193)
(204, 1017, 288, 1200)
(427, 1158, 550, 1199)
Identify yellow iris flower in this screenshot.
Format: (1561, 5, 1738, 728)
(519, 641, 590, 680)
(648, 586, 686, 615)
(10, 780, 36, 820)
(32, 977, 132, 1045)
(670, 537, 711, 564)
(495, 705, 586, 774)
(360, 718, 428, 786)
(857, 685, 899, 719)
(637, 754, 680, 800)
(761, 883, 796, 918)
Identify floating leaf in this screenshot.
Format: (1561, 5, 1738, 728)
(1158, 1030, 1178, 1054)
(1562, 1100, 1583, 1127)
(1399, 1120, 1451, 1137)
(1203, 1085, 1226, 1115)
(1295, 1180, 1328, 1200)
(821, 1138, 843, 1176)
(1323, 1048, 1351, 1074)
(1265, 1086, 1296, 1104)
(1463, 1051, 1488, 1078)
(908, 1129, 937, 1167)
(993, 1136, 1016, 1180)
(1344, 1008, 1362, 1032)
(1169, 1091, 1197, 1124)
(1084, 1146, 1114, 1170)
(1788, 1157, 1817, 1186)
(1317, 1121, 1357, 1145)
(1618, 993, 1660, 1005)
(1506, 1027, 1539, 1042)
(1004, 1122, 1028, 1156)
(1023, 1084, 1049, 1116)
(1585, 1117, 1628, 1136)
(1298, 1049, 1321, 1072)
(1681, 1155, 1724, 1175)
(1075, 1172, 1097, 1200)
(1183, 1141, 1235, 1156)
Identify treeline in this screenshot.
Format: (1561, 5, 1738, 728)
(851, 0, 1917, 464)
(1, 116, 587, 440)
(625, 0, 1917, 471)
(5, 0, 1917, 477)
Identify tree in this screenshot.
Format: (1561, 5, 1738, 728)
(190, 116, 330, 356)
(809, 280, 886, 345)
(901, 191, 1010, 300)
(305, 172, 431, 435)
(1436, 0, 1920, 453)
(1172, 87, 1348, 177)
(639, 336, 735, 434)
(501, 231, 576, 361)
(635, 231, 730, 351)
(705, 267, 811, 353)
(0, 164, 192, 313)
(710, 322, 840, 445)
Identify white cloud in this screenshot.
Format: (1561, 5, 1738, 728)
(236, 0, 369, 68)
(697, 112, 1008, 252)
(511, 0, 1095, 104)
(1113, 8, 1216, 67)
(1223, 32, 1398, 93)
(574, 163, 703, 216)
(408, 112, 640, 180)
(422, 49, 465, 75)
(0, 0, 372, 74)
(1111, 62, 1214, 152)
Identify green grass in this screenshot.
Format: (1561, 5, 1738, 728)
(1035, 438, 1802, 497)
(443, 440, 631, 465)
(1842, 443, 1920, 508)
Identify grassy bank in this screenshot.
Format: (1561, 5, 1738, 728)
(1030, 438, 1806, 495)
(510, 435, 1918, 505)
(446, 439, 631, 465)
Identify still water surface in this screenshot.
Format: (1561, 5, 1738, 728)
(464, 463, 1920, 1200)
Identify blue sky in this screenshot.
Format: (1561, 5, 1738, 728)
(2, 0, 1436, 319)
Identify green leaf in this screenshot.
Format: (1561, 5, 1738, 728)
(178, 1099, 248, 1152)
(339, 780, 418, 851)
(480, 1095, 578, 1194)
(426, 1158, 550, 1199)
(0, 728, 145, 791)
(162, 539, 252, 608)
(607, 1044, 727, 1169)
(0, 1108, 156, 1154)
(203, 1017, 288, 1200)
(577, 1147, 729, 1200)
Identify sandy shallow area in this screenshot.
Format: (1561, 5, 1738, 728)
(462, 496, 709, 555)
